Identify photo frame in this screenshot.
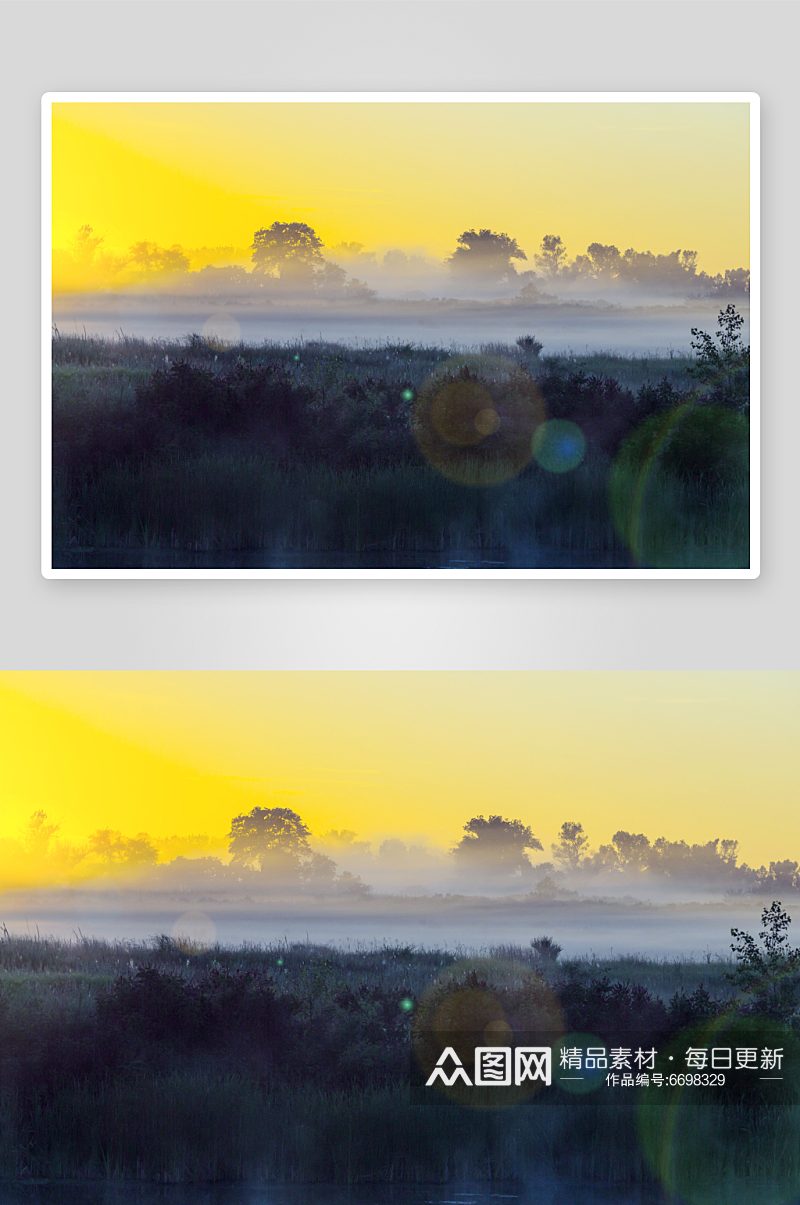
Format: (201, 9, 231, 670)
(43, 92, 759, 579)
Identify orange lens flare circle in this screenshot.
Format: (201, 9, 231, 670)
(412, 956, 565, 1110)
(636, 1013, 800, 1205)
(413, 354, 545, 487)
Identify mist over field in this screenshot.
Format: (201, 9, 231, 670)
(0, 880, 787, 959)
(5, 798, 785, 960)
(52, 295, 747, 357)
(2, 822, 785, 957)
(52, 215, 750, 356)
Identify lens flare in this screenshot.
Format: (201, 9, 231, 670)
(413, 354, 545, 487)
(553, 1032, 608, 1094)
(430, 379, 495, 448)
(171, 909, 216, 951)
(610, 402, 750, 569)
(637, 1013, 800, 1205)
(474, 407, 502, 437)
(201, 312, 241, 348)
(532, 419, 586, 473)
(412, 956, 564, 1110)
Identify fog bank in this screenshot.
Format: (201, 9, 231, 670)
(0, 885, 783, 960)
(52, 296, 748, 357)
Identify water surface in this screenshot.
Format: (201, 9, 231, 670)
(0, 1180, 668, 1205)
(50, 548, 635, 571)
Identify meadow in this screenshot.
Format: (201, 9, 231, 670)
(50, 333, 750, 570)
(0, 928, 796, 1198)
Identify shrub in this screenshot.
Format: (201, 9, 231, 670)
(559, 974, 669, 1042)
(531, 936, 563, 963)
(688, 304, 750, 411)
(535, 369, 638, 454)
(666, 984, 723, 1031)
(412, 358, 544, 486)
(727, 901, 800, 1022)
(616, 403, 749, 490)
(134, 360, 316, 454)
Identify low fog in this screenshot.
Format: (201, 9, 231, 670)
(4, 809, 785, 959)
(52, 223, 750, 356)
(53, 296, 747, 357)
(0, 885, 784, 961)
(1, 810, 792, 961)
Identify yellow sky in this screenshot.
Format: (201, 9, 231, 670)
(0, 673, 792, 867)
(51, 101, 750, 276)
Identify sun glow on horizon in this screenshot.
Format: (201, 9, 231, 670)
(0, 673, 794, 885)
(51, 100, 750, 284)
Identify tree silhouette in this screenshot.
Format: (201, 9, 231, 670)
(728, 902, 800, 1019)
(314, 261, 348, 295)
(87, 828, 158, 868)
(228, 806, 311, 875)
(321, 829, 371, 854)
(585, 242, 622, 278)
(73, 225, 105, 267)
(552, 821, 589, 870)
(650, 837, 741, 881)
(128, 241, 189, 276)
(250, 222, 324, 283)
(688, 304, 750, 409)
(610, 830, 651, 870)
(447, 229, 527, 284)
(535, 235, 567, 278)
(452, 814, 542, 878)
(22, 810, 61, 859)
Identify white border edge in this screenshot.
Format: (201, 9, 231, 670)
(43, 92, 759, 582)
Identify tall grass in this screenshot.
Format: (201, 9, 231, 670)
(52, 330, 697, 395)
(0, 933, 792, 1188)
(53, 454, 747, 567)
(7, 1076, 800, 1189)
(51, 334, 747, 567)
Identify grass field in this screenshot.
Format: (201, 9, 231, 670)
(50, 333, 750, 569)
(0, 929, 794, 1194)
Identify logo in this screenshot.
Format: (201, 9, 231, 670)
(425, 1046, 552, 1088)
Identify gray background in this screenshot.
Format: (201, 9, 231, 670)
(3, 1, 793, 668)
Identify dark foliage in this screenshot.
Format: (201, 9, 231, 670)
(0, 964, 294, 1105)
(317, 374, 417, 467)
(727, 902, 800, 1022)
(51, 335, 749, 564)
(534, 369, 699, 457)
(618, 404, 749, 490)
(688, 304, 750, 411)
(560, 973, 727, 1045)
(665, 984, 721, 1031)
(134, 361, 316, 454)
(53, 340, 746, 480)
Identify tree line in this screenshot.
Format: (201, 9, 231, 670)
(4, 806, 794, 896)
(441, 813, 796, 892)
(53, 221, 749, 301)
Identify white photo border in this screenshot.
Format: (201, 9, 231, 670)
(41, 91, 760, 580)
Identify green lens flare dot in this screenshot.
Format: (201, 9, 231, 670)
(532, 420, 586, 473)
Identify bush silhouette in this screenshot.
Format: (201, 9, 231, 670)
(560, 975, 669, 1043)
(618, 404, 749, 490)
(516, 335, 544, 357)
(134, 361, 315, 453)
(531, 936, 563, 963)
